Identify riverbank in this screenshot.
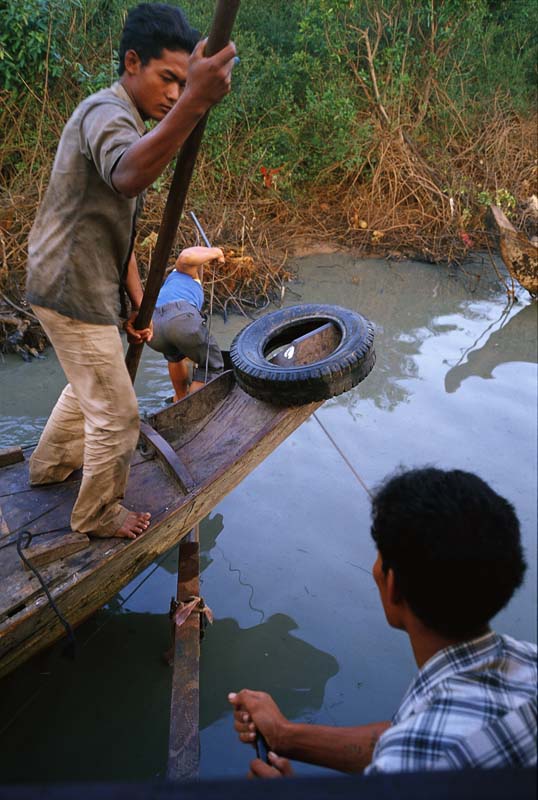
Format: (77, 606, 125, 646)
(0, 190, 532, 359)
(2, 0, 537, 358)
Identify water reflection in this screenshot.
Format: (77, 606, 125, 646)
(200, 613, 339, 729)
(157, 512, 225, 576)
(0, 415, 47, 449)
(326, 286, 536, 416)
(444, 303, 538, 393)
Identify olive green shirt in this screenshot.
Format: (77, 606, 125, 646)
(26, 83, 146, 325)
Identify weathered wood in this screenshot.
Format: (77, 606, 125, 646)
(487, 205, 538, 297)
(146, 369, 235, 448)
(0, 383, 321, 678)
(0, 447, 24, 467)
(271, 322, 340, 367)
(139, 421, 196, 493)
(167, 526, 201, 780)
(21, 530, 90, 571)
(0, 321, 347, 678)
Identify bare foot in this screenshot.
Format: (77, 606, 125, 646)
(116, 511, 151, 540)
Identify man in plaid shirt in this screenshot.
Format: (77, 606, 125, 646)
(229, 468, 537, 776)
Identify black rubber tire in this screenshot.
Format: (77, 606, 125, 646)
(230, 304, 375, 405)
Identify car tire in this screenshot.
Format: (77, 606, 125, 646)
(230, 304, 375, 405)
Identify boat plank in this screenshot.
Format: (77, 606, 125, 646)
(20, 530, 90, 570)
(178, 388, 314, 485)
(0, 460, 181, 615)
(0, 449, 156, 501)
(0, 447, 24, 467)
(0, 460, 33, 499)
(0, 488, 73, 544)
(1, 347, 325, 681)
(271, 322, 340, 367)
(148, 370, 235, 449)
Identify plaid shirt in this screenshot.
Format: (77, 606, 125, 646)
(365, 631, 537, 773)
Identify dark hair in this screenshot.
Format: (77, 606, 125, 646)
(370, 467, 527, 638)
(118, 3, 199, 75)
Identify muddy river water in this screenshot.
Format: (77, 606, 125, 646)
(0, 254, 536, 781)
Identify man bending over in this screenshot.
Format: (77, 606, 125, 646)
(148, 245, 225, 400)
(229, 467, 537, 775)
(26, 4, 236, 539)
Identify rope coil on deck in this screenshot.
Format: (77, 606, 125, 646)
(16, 530, 76, 659)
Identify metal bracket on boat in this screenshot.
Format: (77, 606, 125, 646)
(138, 421, 196, 494)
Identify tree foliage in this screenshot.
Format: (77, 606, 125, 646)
(0, 0, 536, 268)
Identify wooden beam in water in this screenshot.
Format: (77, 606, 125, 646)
(167, 524, 201, 780)
(164, 321, 340, 778)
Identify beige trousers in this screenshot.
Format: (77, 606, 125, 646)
(30, 306, 139, 537)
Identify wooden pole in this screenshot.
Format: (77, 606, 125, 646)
(167, 524, 201, 780)
(125, 0, 241, 383)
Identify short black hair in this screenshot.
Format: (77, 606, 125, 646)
(370, 467, 527, 639)
(118, 3, 199, 75)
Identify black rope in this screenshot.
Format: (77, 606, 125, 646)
(0, 521, 70, 551)
(16, 530, 76, 659)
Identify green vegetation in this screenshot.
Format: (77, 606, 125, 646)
(0, 0, 537, 273)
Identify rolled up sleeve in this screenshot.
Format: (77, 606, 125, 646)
(80, 103, 140, 190)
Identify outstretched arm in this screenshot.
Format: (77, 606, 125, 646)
(229, 689, 391, 775)
(175, 245, 224, 282)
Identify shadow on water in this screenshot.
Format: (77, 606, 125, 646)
(200, 613, 339, 730)
(444, 303, 538, 394)
(0, 607, 173, 782)
(0, 608, 338, 783)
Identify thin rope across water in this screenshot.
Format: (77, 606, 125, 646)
(313, 412, 372, 499)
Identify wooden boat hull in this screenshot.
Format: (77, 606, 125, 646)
(0, 371, 320, 679)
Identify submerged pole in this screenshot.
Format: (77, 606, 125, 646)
(167, 524, 201, 780)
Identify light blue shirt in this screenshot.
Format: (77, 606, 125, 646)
(156, 271, 204, 311)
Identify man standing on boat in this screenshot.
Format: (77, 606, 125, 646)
(25, 4, 236, 539)
(229, 468, 537, 775)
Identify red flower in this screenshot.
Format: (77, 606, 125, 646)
(459, 232, 473, 248)
(260, 166, 282, 188)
